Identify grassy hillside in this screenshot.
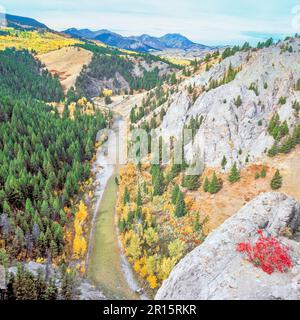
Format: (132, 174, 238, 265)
(38, 46, 93, 93)
(75, 42, 180, 98)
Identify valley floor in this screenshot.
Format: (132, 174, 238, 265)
(86, 109, 145, 299)
(87, 174, 139, 299)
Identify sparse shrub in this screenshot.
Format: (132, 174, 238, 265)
(105, 96, 112, 105)
(249, 82, 259, 96)
(260, 166, 267, 178)
(255, 166, 267, 179)
(295, 79, 300, 91)
(279, 96, 286, 105)
(234, 95, 242, 107)
(271, 170, 283, 190)
(255, 172, 260, 180)
(237, 230, 292, 275)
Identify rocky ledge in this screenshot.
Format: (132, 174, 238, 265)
(156, 192, 300, 300)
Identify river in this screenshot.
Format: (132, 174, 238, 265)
(86, 115, 148, 300)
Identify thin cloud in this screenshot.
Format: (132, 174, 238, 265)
(0, 0, 296, 45)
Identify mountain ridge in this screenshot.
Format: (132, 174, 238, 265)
(1, 13, 49, 30)
(63, 27, 212, 52)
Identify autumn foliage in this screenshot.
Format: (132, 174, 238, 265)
(236, 230, 293, 275)
(117, 163, 207, 292)
(72, 201, 88, 260)
(0, 28, 81, 54)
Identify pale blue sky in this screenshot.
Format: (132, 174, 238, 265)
(0, 0, 299, 45)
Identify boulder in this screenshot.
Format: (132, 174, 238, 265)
(156, 192, 300, 300)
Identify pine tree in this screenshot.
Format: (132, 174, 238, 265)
(221, 156, 227, 170)
(62, 104, 70, 118)
(271, 170, 283, 190)
(153, 171, 164, 196)
(170, 73, 177, 85)
(130, 108, 136, 123)
(203, 177, 210, 192)
(123, 186, 130, 205)
(174, 191, 187, 218)
(260, 166, 267, 178)
(228, 162, 240, 183)
(152, 165, 164, 196)
(119, 219, 126, 232)
(61, 271, 76, 300)
(35, 269, 47, 300)
(40, 200, 49, 217)
(44, 278, 58, 300)
(171, 185, 180, 205)
(193, 213, 201, 232)
(208, 172, 221, 194)
(182, 174, 201, 191)
(136, 188, 142, 207)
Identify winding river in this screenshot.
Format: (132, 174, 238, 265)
(86, 115, 148, 300)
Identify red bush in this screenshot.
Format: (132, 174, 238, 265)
(236, 230, 293, 275)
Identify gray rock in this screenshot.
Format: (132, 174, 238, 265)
(157, 39, 300, 170)
(77, 281, 107, 300)
(156, 192, 300, 300)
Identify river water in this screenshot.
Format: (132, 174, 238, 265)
(86, 115, 148, 300)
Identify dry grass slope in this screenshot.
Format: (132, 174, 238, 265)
(38, 46, 93, 92)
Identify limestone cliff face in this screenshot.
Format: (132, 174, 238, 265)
(155, 193, 300, 300)
(157, 39, 300, 170)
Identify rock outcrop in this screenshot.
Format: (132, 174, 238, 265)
(157, 39, 300, 170)
(156, 192, 300, 300)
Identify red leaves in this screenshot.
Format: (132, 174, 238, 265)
(237, 230, 293, 275)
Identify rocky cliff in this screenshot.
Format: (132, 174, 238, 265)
(155, 192, 300, 300)
(157, 39, 300, 170)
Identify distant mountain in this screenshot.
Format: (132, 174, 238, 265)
(63, 28, 211, 52)
(94, 31, 152, 52)
(2, 13, 49, 30)
(128, 34, 166, 51)
(159, 33, 209, 50)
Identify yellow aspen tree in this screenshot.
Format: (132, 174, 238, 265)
(125, 233, 141, 260)
(147, 275, 158, 289)
(72, 234, 81, 259)
(77, 201, 88, 223)
(158, 257, 176, 281)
